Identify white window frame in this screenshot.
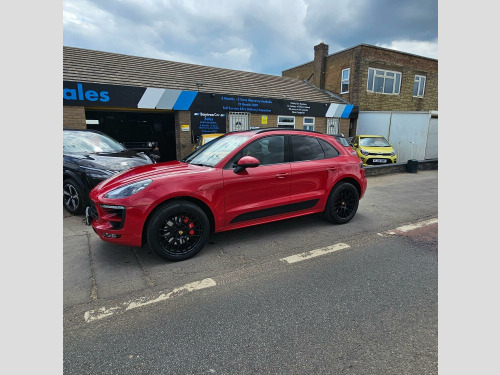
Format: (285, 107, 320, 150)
(367, 67, 401, 95)
(277, 115, 295, 128)
(341, 68, 350, 94)
(302, 117, 315, 131)
(413, 75, 426, 98)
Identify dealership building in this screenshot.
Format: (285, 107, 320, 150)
(63, 46, 358, 161)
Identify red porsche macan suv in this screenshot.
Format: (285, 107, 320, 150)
(86, 128, 367, 261)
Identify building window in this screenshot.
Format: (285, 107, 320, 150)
(303, 117, 315, 131)
(341, 68, 350, 94)
(367, 68, 401, 95)
(413, 75, 426, 97)
(277, 115, 295, 128)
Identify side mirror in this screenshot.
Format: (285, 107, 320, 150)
(233, 156, 260, 174)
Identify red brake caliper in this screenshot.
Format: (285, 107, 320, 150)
(183, 216, 195, 236)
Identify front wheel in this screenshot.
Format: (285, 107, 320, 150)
(146, 201, 210, 261)
(63, 178, 87, 215)
(324, 182, 359, 224)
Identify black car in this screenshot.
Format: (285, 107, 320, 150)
(63, 129, 154, 215)
(331, 133, 350, 147)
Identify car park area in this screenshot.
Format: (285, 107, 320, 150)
(64, 169, 438, 315)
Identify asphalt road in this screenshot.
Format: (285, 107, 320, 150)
(63, 170, 438, 374)
(64, 223, 438, 374)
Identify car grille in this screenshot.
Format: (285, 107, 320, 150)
(368, 152, 393, 156)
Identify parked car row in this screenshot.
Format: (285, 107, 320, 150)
(64, 128, 398, 262)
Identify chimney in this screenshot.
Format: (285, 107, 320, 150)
(313, 42, 328, 89)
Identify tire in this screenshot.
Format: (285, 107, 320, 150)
(324, 182, 359, 224)
(63, 178, 87, 215)
(146, 201, 210, 261)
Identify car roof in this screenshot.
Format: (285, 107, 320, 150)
(226, 128, 326, 137)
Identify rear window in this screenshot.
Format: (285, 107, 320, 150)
(287, 136, 341, 162)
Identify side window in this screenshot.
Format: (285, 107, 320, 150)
(226, 135, 285, 167)
(291, 136, 324, 162)
(318, 139, 340, 158)
(277, 116, 295, 128)
(413, 75, 426, 97)
(367, 67, 402, 95)
(341, 68, 350, 94)
(303, 117, 315, 131)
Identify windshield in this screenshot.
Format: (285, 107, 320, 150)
(183, 134, 251, 167)
(63, 131, 126, 154)
(359, 137, 390, 147)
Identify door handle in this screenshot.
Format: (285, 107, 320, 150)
(275, 173, 290, 179)
(326, 167, 337, 171)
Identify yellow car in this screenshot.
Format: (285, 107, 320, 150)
(192, 133, 224, 151)
(350, 135, 397, 165)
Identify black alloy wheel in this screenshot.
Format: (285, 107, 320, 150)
(147, 201, 210, 261)
(324, 182, 359, 224)
(63, 178, 86, 215)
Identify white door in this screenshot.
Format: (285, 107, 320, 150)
(326, 118, 339, 134)
(229, 112, 250, 132)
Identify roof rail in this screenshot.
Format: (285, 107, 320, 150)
(255, 127, 322, 134)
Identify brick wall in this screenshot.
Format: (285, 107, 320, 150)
(282, 63, 314, 82)
(63, 106, 86, 129)
(354, 46, 438, 111)
(283, 44, 438, 113)
(175, 111, 192, 160)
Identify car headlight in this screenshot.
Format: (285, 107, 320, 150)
(104, 179, 152, 199)
(390, 151, 396, 156)
(360, 148, 369, 156)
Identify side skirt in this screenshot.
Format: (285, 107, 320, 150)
(230, 199, 319, 224)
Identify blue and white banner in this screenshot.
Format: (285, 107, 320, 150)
(64, 81, 357, 118)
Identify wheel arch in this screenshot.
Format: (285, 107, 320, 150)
(63, 170, 88, 193)
(331, 176, 362, 198)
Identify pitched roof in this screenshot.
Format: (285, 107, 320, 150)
(63, 46, 345, 104)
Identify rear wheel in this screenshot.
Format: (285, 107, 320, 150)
(146, 201, 210, 261)
(324, 182, 359, 224)
(63, 178, 87, 215)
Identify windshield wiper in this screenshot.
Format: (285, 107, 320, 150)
(190, 162, 211, 167)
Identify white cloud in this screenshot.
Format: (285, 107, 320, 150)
(376, 40, 438, 59)
(63, 0, 438, 75)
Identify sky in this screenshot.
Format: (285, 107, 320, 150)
(62, 0, 438, 76)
